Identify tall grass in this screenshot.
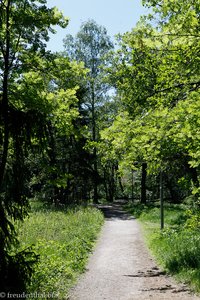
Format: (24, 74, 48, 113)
(17, 202, 104, 299)
(127, 202, 200, 292)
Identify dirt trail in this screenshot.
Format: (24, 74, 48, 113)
(69, 202, 200, 300)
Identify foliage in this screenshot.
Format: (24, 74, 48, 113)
(25, 54, 89, 206)
(63, 20, 115, 203)
(99, 0, 200, 203)
(1, 0, 200, 293)
(18, 203, 104, 299)
(0, 0, 81, 291)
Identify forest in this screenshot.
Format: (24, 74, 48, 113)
(0, 0, 200, 297)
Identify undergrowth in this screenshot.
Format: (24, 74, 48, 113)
(126, 201, 200, 293)
(17, 201, 104, 299)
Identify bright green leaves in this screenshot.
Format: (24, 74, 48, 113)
(47, 56, 87, 136)
(0, 0, 68, 57)
(143, 0, 200, 35)
(100, 0, 200, 195)
(51, 88, 79, 135)
(169, 93, 200, 169)
(0, 0, 74, 291)
(50, 6, 69, 28)
(100, 112, 132, 163)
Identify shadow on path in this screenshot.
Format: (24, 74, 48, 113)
(96, 200, 135, 221)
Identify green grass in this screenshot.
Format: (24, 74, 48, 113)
(17, 201, 104, 299)
(126, 202, 200, 293)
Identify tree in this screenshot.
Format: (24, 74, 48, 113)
(0, 0, 72, 291)
(100, 0, 200, 203)
(63, 19, 114, 202)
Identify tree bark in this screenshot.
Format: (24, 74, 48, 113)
(0, 0, 11, 189)
(91, 80, 98, 203)
(0, 0, 11, 277)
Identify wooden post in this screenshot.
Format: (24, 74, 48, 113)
(160, 170, 164, 229)
(141, 162, 147, 204)
(131, 169, 134, 202)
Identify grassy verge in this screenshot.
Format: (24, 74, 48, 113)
(126, 202, 200, 293)
(17, 201, 104, 299)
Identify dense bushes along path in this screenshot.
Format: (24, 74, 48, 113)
(69, 202, 199, 300)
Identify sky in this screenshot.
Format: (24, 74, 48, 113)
(46, 0, 149, 52)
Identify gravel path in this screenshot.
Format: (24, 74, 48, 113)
(69, 202, 200, 300)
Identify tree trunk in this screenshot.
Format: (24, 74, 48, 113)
(0, 0, 11, 280)
(118, 176, 124, 196)
(108, 164, 115, 202)
(91, 81, 98, 203)
(93, 148, 98, 203)
(0, 1, 10, 189)
(186, 164, 199, 188)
